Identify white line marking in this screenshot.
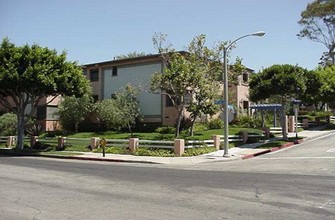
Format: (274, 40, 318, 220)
(327, 148, 335, 153)
(257, 157, 335, 160)
(319, 200, 334, 209)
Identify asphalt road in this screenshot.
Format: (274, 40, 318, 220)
(0, 133, 334, 220)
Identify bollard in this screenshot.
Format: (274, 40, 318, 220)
(262, 127, 270, 140)
(240, 131, 248, 144)
(302, 119, 309, 129)
(30, 136, 39, 148)
(90, 137, 100, 149)
(288, 116, 295, 132)
(57, 137, 66, 150)
(174, 139, 185, 156)
(211, 135, 220, 150)
(129, 138, 139, 152)
(7, 136, 15, 147)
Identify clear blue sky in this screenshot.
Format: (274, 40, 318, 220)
(0, 0, 323, 72)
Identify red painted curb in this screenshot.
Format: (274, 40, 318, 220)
(242, 141, 296, 160)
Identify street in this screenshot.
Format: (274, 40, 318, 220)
(0, 133, 334, 220)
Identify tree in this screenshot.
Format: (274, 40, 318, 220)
(300, 66, 335, 109)
(0, 112, 17, 136)
(151, 33, 247, 137)
(249, 64, 308, 140)
(95, 85, 141, 135)
(297, 0, 335, 66)
(0, 38, 91, 149)
(184, 35, 221, 136)
(55, 94, 93, 132)
(299, 69, 324, 108)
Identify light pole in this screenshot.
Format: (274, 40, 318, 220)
(222, 31, 265, 157)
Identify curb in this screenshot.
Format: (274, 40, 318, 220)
(242, 141, 296, 160)
(0, 150, 161, 164)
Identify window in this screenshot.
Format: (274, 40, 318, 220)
(112, 66, 118, 77)
(93, 95, 99, 102)
(36, 106, 47, 120)
(90, 69, 99, 81)
(242, 73, 249, 83)
(165, 95, 180, 107)
(243, 101, 249, 109)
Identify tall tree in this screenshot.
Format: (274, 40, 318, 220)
(0, 38, 91, 149)
(151, 33, 246, 137)
(249, 64, 308, 140)
(297, 0, 335, 66)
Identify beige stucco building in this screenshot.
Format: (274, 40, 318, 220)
(83, 53, 252, 127)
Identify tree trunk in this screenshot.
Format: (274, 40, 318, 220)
(281, 100, 288, 140)
(188, 116, 197, 136)
(175, 107, 184, 138)
(16, 111, 25, 150)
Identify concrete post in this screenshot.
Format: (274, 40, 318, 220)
(302, 119, 309, 128)
(7, 136, 15, 147)
(30, 136, 39, 148)
(262, 127, 270, 139)
(174, 139, 185, 156)
(129, 138, 139, 152)
(212, 135, 221, 150)
(57, 137, 66, 150)
(288, 116, 295, 132)
(90, 137, 100, 149)
(285, 115, 289, 134)
(240, 131, 248, 144)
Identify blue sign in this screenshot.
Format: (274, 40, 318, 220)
(214, 100, 225, 105)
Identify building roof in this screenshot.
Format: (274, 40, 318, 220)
(249, 104, 282, 110)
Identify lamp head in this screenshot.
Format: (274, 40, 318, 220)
(253, 31, 265, 37)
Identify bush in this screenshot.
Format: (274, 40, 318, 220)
(0, 113, 17, 136)
(32, 141, 54, 151)
(134, 148, 175, 157)
(192, 124, 208, 133)
(208, 118, 224, 129)
(233, 115, 261, 128)
(155, 126, 176, 134)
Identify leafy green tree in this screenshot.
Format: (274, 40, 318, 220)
(249, 64, 308, 139)
(0, 38, 91, 149)
(184, 35, 221, 136)
(0, 112, 17, 136)
(297, 0, 335, 66)
(151, 33, 232, 137)
(55, 94, 93, 132)
(96, 85, 141, 135)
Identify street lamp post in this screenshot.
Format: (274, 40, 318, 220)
(222, 31, 265, 157)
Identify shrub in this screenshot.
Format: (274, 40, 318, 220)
(155, 126, 176, 134)
(233, 115, 261, 128)
(0, 113, 17, 136)
(32, 141, 54, 151)
(192, 124, 208, 133)
(208, 118, 224, 129)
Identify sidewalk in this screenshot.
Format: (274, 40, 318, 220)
(63, 128, 335, 165)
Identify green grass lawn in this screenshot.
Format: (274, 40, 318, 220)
(63, 127, 263, 141)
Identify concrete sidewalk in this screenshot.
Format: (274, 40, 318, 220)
(64, 128, 335, 165)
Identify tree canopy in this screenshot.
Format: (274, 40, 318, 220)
(0, 38, 91, 149)
(297, 0, 335, 66)
(55, 94, 93, 132)
(249, 64, 308, 139)
(151, 34, 225, 137)
(95, 85, 141, 135)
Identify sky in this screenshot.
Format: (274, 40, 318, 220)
(0, 0, 324, 72)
